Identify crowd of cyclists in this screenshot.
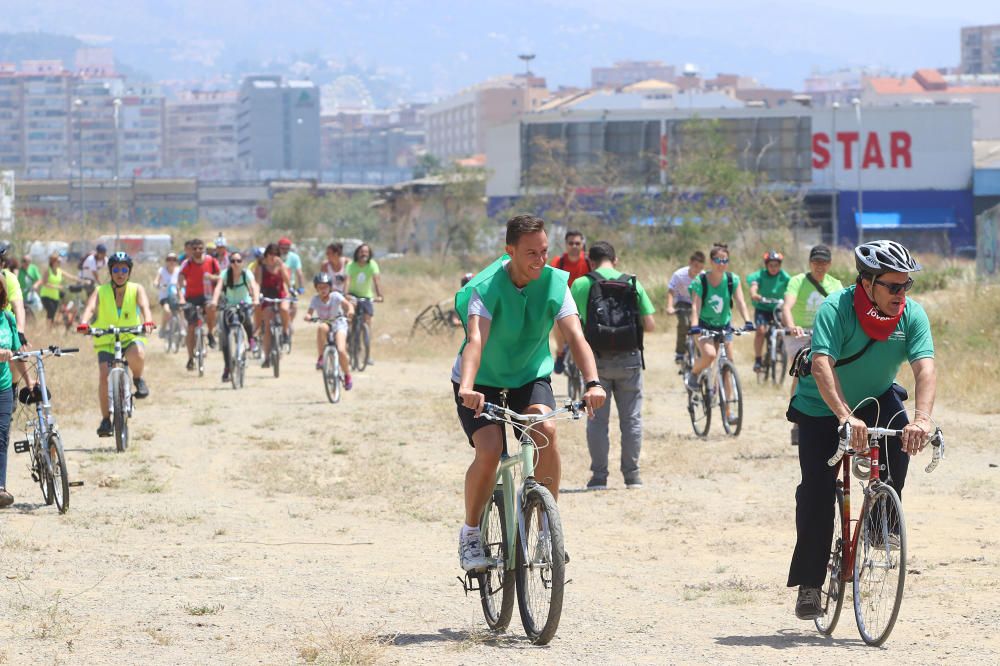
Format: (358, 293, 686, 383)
(0, 216, 941, 630)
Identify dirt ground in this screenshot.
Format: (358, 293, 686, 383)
(1, 313, 998, 665)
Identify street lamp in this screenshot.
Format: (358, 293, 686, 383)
(73, 98, 84, 227)
(517, 53, 535, 77)
(113, 97, 122, 249)
(852, 97, 863, 244)
(682, 63, 699, 109)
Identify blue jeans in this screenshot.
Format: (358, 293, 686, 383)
(0, 384, 14, 487)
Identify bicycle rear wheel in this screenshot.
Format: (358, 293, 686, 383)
(111, 371, 129, 453)
(479, 489, 516, 632)
(815, 484, 846, 635)
(270, 326, 281, 378)
(48, 434, 70, 514)
(195, 326, 205, 377)
(356, 322, 371, 372)
(688, 374, 712, 437)
(758, 338, 771, 385)
(853, 483, 907, 646)
(719, 361, 743, 437)
(36, 436, 54, 505)
(323, 347, 341, 404)
(515, 483, 565, 645)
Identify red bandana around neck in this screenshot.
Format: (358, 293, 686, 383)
(853, 285, 903, 341)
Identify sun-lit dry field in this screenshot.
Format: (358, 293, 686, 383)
(0, 258, 998, 665)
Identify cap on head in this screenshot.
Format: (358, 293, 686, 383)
(278, 237, 292, 247)
(166, 252, 178, 261)
(763, 250, 784, 263)
(809, 245, 832, 262)
(96, 244, 107, 254)
(0, 241, 10, 257)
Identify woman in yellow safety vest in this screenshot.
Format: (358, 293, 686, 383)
(77, 252, 155, 438)
(36, 252, 87, 328)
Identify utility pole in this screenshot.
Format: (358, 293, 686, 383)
(852, 97, 864, 245)
(74, 98, 85, 228)
(517, 53, 535, 77)
(113, 97, 121, 249)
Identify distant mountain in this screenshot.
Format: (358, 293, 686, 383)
(0, 1, 986, 99)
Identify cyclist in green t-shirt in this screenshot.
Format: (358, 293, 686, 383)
(453, 215, 606, 572)
(786, 240, 937, 621)
(748, 250, 791, 372)
(685, 244, 754, 392)
(17, 254, 41, 315)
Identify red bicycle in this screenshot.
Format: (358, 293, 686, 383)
(814, 420, 944, 646)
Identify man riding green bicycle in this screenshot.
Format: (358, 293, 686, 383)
(453, 214, 606, 572)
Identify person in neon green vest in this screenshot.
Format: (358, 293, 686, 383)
(78, 252, 155, 438)
(453, 214, 606, 572)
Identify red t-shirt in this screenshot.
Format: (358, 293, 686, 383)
(179, 256, 220, 299)
(550, 254, 592, 285)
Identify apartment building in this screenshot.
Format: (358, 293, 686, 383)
(962, 24, 1000, 75)
(237, 76, 321, 174)
(591, 61, 676, 89)
(165, 90, 239, 178)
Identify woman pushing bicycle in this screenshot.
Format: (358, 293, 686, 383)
(786, 240, 936, 620)
(0, 275, 33, 508)
(77, 252, 156, 438)
(453, 214, 605, 572)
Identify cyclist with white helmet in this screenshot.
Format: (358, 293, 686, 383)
(748, 250, 790, 372)
(306, 273, 355, 390)
(78, 252, 156, 437)
(786, 239, 937, 620)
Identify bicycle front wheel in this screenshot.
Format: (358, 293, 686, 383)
(853, 483, 907, 646)
(323, 347, 341, 404)
(479, 489, 515, 632)
(111, 371, 129, 453)
(775, 336, 788, 385)
(195, 326, 205, 377)
(688, 374, 711, 437)
(36, 436, 54, 505)
(270, 328, 281, 378)
(48, 434, 70, 514)
(356, 322, 371, 372)
(719, 361, 743, 437)
(228, 328, 241, 390)
(516, 483, 565, 645)
(815, 484, 845, 635)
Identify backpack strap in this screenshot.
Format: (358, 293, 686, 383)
(726, 272, 734, 307)
(806, 273, 829, 298)
(834, 337, 876, 368)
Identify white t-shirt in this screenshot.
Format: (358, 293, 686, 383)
(157, 266, 180, 301)
(450, 274, 579, 383)
(309, 292, 348, 320)
(80, 254, 107, 283)
(668, 266, 699, 304)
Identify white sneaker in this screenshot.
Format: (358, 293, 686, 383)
(459, 529, 489, 572)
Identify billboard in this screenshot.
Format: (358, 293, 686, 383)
(0, 171, 12, 234)
(810, 105, 973, 191)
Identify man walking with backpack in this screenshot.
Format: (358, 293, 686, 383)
(571, 242, 655, 490)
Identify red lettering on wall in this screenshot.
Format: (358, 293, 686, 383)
(836, 132, 859, 170)
(890, 131, 912, 168)
(812, 132, 830, 169)
(862, 132, 885, 169)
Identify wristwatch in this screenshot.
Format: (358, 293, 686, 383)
(584, 380, 602, 391)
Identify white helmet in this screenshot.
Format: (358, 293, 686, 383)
(854, 240, 921, 276)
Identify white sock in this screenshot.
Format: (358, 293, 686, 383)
(460, 524, 480, 538)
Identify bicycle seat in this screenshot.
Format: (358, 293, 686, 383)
(68, 285, 85, 293)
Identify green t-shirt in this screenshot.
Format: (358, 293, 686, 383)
(0, 311, 21, 391)
(570, 267, 655, 325)
(784, 272, 844, 328)
(347, 260, 380, 299)
(18, 264, 40, 294)
(792, 286, 934, 417)
(689, 272, 740, 328)
(220, 268, 252, 306)
(747, 268, 791, 312)
(284, 250, 303, 288)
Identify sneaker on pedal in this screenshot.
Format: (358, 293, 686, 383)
(586, 476, 607, 491)
(794, 586, 824, 620)
(344, 374, 353, 391)
(753, 359, 763, 373)
(134, 377, 149, 399)
(727, 413, 739, 425)
(261, 358, 271, 369)
(684, 372, 701, 392)
(459, 529, 489, 572)
(674, 353, 684, 364)
(0, 488, 13, 508)
(553, 353, 566, 375)
(97, 417, 113, 438)
(208, 333, 216, 349)
(186, 358, 195, 372)
(315, 357, 323, 370)
(221, 370, 230, 383)
(870, 532, 901, 552)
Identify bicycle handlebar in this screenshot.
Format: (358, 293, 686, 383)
(757, 297, 784, 305)
(828, 422, 945, 473)
(694, 328, 747, 340)
(260, 297, 293, 304)
(12, 345, 78, 360)
(81, 325, 147, 337)
(479, 400, 586, 424)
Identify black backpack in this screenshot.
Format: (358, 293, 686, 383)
(699, 272, 735, 309)
(583, 271, 644, 367)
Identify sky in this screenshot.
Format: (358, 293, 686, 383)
(1, 1, 997, 96)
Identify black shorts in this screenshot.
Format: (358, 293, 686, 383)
(41, 296, 61, 320)
(453, 377, 556, 447)
(183, 295, 210, 324)
(754, 308, 778, 327)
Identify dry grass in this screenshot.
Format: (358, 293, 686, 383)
(296, 625, 391, 665)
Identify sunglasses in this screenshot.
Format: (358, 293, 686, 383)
(231, 258, 243, 263)
(874, 277, 914, 295)
(712, 257, 730, 265)
(111, 266, 130, 274)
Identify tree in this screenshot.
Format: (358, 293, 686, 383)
(270, 189, 381, 242)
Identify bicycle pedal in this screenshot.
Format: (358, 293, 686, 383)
(13, 440, 29, 454)
(68, 481, 84, 487)
(457, 573, 482, 596)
